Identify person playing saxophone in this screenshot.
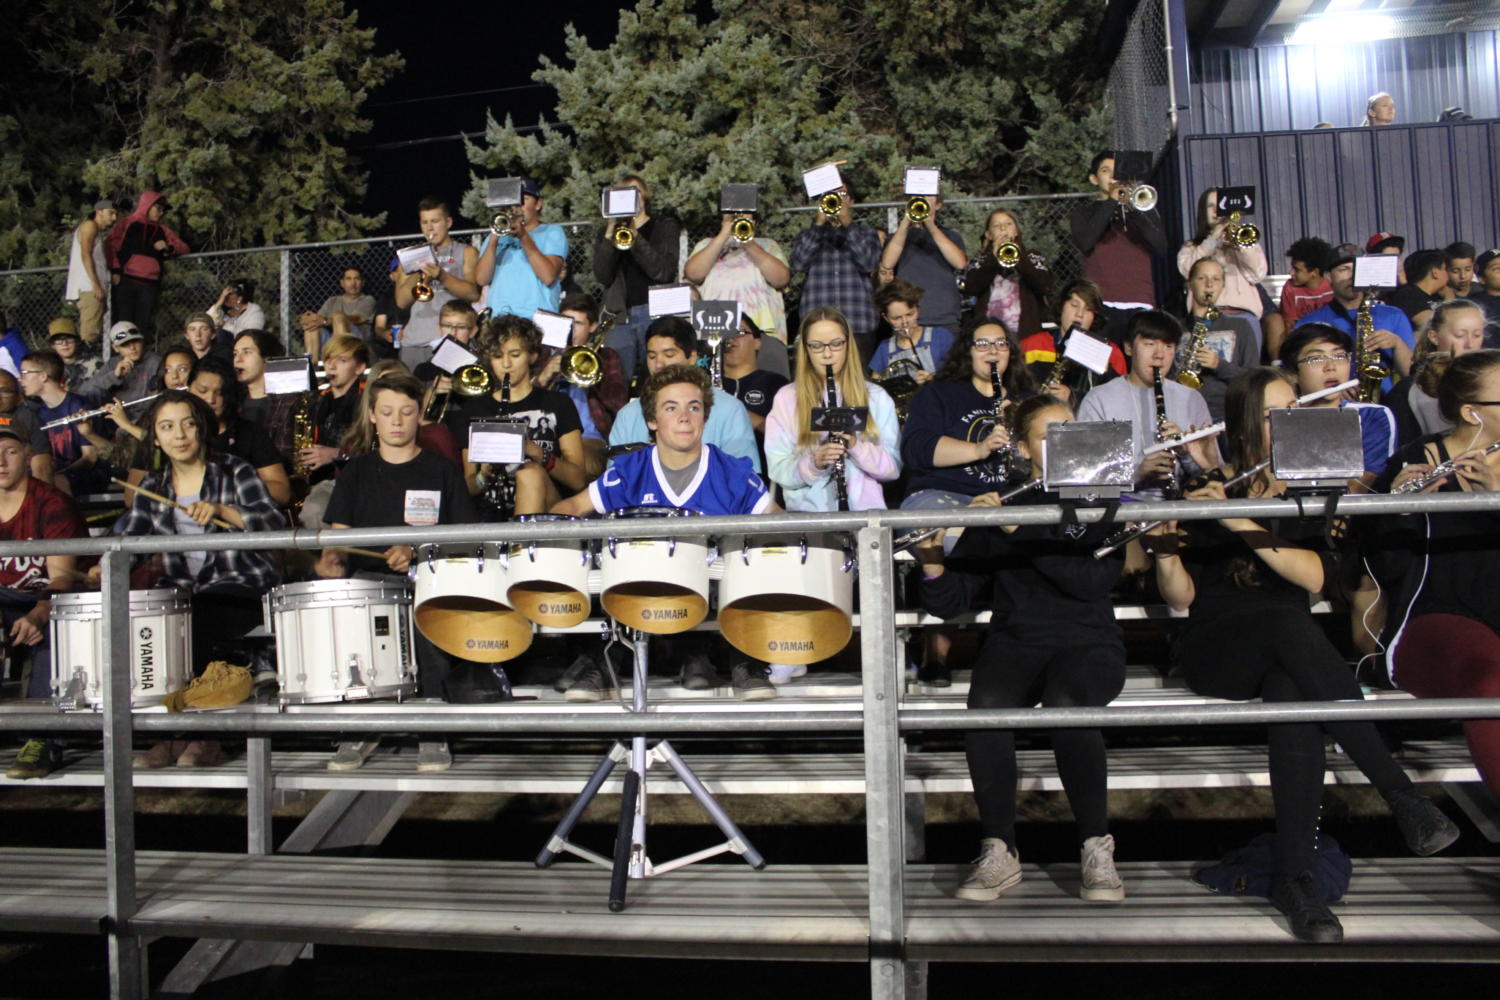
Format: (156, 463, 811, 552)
(1174, 259, 1261, 421)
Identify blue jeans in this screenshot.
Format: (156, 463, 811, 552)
(603, 304, 654, 389)
(900, 489, 975, 555)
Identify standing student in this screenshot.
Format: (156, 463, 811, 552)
(961, 209, 1053, 340)
(394, 196, 482, 371)
(1176, 188, 1269, 331)
(791, 180, 884, 360)
(475, 179, 565, 323)
(64, 198, 117, 345)
(1152, 368, 1458, 945)
(878, 195, 968, 334)
(315, 371, 482, 773)
(917, 395, 1127, 903)
(104, 191, 189, 338)
(685, 201, 794, 378)
(594, 173, 681, 381)
(1069, 152, 1167, 333)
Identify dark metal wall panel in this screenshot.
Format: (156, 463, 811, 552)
(1184, 120, 1500, 268)
(1192, 30, 1500, 132)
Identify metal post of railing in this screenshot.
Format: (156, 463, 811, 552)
(857, 522, 907, 999)
(279, 249, 292, 347)
(100, 549, 143, 999)
(246, 739, 274, 855)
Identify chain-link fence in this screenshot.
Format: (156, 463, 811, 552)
(1106, 0, 1172, 157)
(0, 195, 1090, 358)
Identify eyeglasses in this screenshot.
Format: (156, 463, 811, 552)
(18, 370, 42, 377)
(438, 323, 473, 332)
(1296, 351, 1352, 367)
(972, 339, 1010, 352)
(805, 339, 847, 354)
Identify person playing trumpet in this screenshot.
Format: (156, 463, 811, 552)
(791, 179, 883, 361)
(475, 178, 566, 324)
(961, 209, 1053, 340)
(878, 192, 967, 333)
(684, 200, 793, 379)
(592, 175, 680, 382)
(1069, 152, 1167, 342)
(394, 196, 481, 372)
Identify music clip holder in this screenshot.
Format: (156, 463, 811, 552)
(810, 406, 869, 436)
(719, 183, 759, 214)
(484, 177, 524, 208)
(1043, 420, 1135, 501)
(1270, 407, 1363, 495)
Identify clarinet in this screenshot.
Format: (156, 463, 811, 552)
(480, 374, 516, 519)
(1153, 366, 1178, 497)
(990, 360, 1020, 479)
(826, 364, 849, 511)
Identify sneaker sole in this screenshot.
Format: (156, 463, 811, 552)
(326, 760, 368, 772)
(564, 688, 611, 703)
(954, 871, 1022, 901)
(416, 760, 453, 773)
(1410, 822, 1461, 857)
(736, 688, 778, 701)
(1080, 884, 1126, 903)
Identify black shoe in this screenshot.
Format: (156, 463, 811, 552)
(730, 662, 777, 701)
(564, 660, 618, 703)
(554, 653, 597, 693)
(917, 660, 951, 688)
(1387, 787, 1461, 856)
(6, 740, 63, 779)
(1270, 871, 1343, 944)
(680, 655, 718, 691)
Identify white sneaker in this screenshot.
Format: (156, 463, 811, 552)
(1080, 834, 1125, 902)
(954, 837, 1022, 901)
(327, 740, 379, 772)
(416, 740, 453, 773)
(767, 663, 807, 685)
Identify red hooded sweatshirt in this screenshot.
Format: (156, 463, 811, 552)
(105, 191, 190, 284)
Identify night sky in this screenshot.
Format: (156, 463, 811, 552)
(355, 1, 626, 234)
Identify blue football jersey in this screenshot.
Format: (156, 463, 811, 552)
(589, 444, 771, 516)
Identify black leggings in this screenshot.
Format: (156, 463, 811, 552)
(1177, 607, 1412, 874)
(112, 278, 160, 338)
(965, 635, 1126, 847)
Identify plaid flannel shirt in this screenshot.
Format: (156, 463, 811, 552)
(118, 453, 285, 593)
(790, 223, 883, 334)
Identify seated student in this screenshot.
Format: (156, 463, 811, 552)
(1374, 349, 1500, 800)
(554, 364, 780, 700)
(1277, 323, 1395, 477)
(77, 321, 161, 405)
(182, 312, 231, 364)
(533, 291, 629, 476)
(766, 306, 900, 512)
(125, 356, 292, 506)
(301, 334, 370, 485)
(444, 314, 587, 517)
(1077, 309, 1215, 499)
(1296, 245, 1414, 390)
(298, 266, 377, 356)
(1173, 258, 1262, 421)
(106, 342, 195, 442)
(898, 317, 1035, 687)
(1386, 248, 1447, 331)
(111, 390, 287, 769)
(1, 426, 85, 780)
(414, 300, 481, 404)
(916, 395, 1127, 903)
(314, 371, 482, 773)
(1023, 278, 1126, 407)
(1465, 248, 1500, 347)
(0, 371, 55, 486)
(46, 319, 100, 390)
(1442, 241, 1481, 300)
(17, 349, 108, 497)
(208, 279, 267, 339)
(1381, 299, 1486, 447)
(1268, 236, 1336, 362)
(232, 329, 301, 471)
(1152, 367, 1458, 945)
(868, 278, 956, 386)
(608, 316, 762, 472)
(719, 314, 789, 447)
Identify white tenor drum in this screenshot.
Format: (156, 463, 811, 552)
(505, 514, 592, 628)
(598, 507, 711, 634)
(718, 533, 856, 665)
(412, 543, 533, 662)
(269, 578, 416, 705)
(50, 588, 192, 710)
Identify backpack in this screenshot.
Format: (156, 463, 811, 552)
(1192, 832, 1353, 903)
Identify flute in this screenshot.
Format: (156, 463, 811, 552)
(42, 393, 161, 431)
(892, 475, 1044, 553)
(1140, 379, 1357, 458)
(1392, 440, 1500, 494)
(1090, 459, 1272, 560)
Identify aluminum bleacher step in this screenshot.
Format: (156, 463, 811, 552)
(1, 848, 1496, 961)
(1, 740, 1475, 794)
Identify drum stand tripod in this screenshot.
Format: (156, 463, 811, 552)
(535, 624, 765, 911)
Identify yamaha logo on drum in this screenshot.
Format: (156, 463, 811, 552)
(767, 640, 814, 653)
(540, 602, 585, 616)
(643, 608, 689, 621)
(466, 638, 508, 650)
(138, 626, 155, 689)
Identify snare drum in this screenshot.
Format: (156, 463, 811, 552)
(718, 533, 856, 665)
(412, 543, 533, 662)
(50, 588, 192, 709)
(268, 578, 416, 704)
(505, 514, 592, 627)
(598, 507, 712, 634)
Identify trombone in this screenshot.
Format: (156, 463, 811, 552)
(424, 363, 494, 424)
(731, 215, 756, 242)
(905, 196, 931, 223)
(559, 317, 614, 389)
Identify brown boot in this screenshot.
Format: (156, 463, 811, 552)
(133, 741, 182, 769)
(175, 740, 223, 767)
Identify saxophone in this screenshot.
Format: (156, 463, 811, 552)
(292, 390, 315, 477)
(1354, 293, 1389, 402)
(479, 374, 516, 519)
(1175, 300, 1216, 389)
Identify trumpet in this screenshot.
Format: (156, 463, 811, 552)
(1225, 211, 1259, 248)
(905, 196, 931, 223)
(818, 191, 844, 224)
(994, 242, 1021, 268)
(412, 273, 434, 302)
(731, 215, 756, 243)
(1116, 183, 1157, 212)
(490, 208, 523, 236)
(612, 221, 636, 250)
(41, 392, 161, 431)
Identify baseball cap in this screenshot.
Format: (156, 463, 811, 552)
(1477, 249, 1500, 275)
(1366, 232, 1405, 254)
(109, 321, 145, 346)
(520, 177, 542, 199)
(47, 317, 79, 339)
(1331, 243, 1361, 269)
(0, 425, 26, 444)
(93, 198, 115, 212)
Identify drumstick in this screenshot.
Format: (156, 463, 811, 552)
(112, 477, 239, 531)
(332, 545, 392, 560)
